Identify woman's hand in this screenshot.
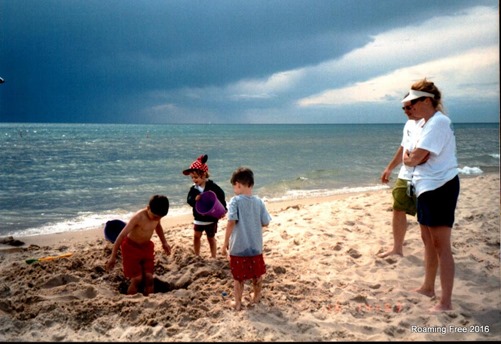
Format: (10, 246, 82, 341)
(404, 148, 430, 167)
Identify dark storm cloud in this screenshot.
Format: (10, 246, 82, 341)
(0, 0, 498, 123)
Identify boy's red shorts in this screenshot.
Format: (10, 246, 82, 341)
(229, 254, 266, 282)
(120, 237, 154, 279)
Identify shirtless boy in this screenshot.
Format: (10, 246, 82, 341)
(106, 195, 171, 295)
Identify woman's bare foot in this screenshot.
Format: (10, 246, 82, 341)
(413, 287, 435, 298)
(429, 303, 452, 312)
(377, 249, 403, 258)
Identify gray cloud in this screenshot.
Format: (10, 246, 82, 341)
(0, 0, 498, 123)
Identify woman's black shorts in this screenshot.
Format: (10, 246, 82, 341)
(417, 175, 460, 227)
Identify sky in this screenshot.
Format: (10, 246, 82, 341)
(0, 0, 499, 124)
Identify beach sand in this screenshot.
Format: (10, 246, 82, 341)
(0, 173, 499, 341)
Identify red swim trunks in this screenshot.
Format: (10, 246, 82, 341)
(120, 237, 154, 279)
(229, 254, 266, 282)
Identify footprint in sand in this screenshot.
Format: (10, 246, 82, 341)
(272, 266, 286, 274)
(41, 274, 80, 288)
(333, 242, 343, 251)
(75, 286, 98, 299)
(347, 248, 362, 259)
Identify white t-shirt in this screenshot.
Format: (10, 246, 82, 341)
(397, 119, 424, 180)
(412, 112, 458, 196)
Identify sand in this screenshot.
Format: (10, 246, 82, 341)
(0, 173, 499, 342)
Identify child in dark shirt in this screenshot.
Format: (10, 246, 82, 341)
(183, 154, 227, 258)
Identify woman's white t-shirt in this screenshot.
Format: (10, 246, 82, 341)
(412, 112, 458, 197)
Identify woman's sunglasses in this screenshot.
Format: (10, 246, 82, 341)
(402, 97, 427, 111)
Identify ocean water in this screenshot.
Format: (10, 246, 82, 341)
(1, 123, 499, 238)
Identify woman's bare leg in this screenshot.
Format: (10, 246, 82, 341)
(429, 226, 454, 311)
(414, 225, 437, 297)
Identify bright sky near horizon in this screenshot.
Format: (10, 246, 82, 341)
(0, 0, 499, 124)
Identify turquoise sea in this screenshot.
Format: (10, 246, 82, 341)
(0, 123, 499, 238)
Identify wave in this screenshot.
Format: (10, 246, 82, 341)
(458, 166, 484, 175)
(263, 184, 390, 203)
(7, 206, 193, 239)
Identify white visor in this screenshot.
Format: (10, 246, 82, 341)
(401, 89, 435, 103)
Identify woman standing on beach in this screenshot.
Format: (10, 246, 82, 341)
(402, 78, 460, 312)
(378, 93, 424, 258)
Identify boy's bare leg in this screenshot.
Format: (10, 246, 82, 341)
(233, 279, 244, 311)
(251, 277, 263, 304)
(127, 276, 142, 295)
(144, 273, 154, 296)
(208, 237, 217, 258)
(193, 231, 203, 256)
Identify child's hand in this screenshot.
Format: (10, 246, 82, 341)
(221, 244, 229, 259)
(162, 243, 171, 256)
(195, 195, 201, 201)
(105, 257, 116, 272)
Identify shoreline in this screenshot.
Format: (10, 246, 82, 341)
(3, 186, 384, 250)
(1, 172, 488, 249)
(1, 170, 492, 241)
